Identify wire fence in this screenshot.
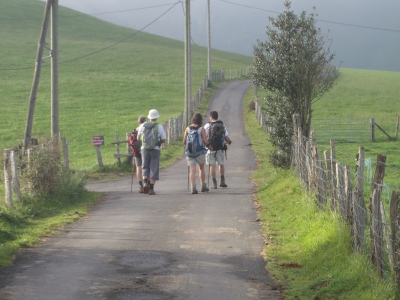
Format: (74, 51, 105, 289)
(254, 96, 400, 284)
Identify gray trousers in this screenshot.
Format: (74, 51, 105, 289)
(141, 149, 160, 181)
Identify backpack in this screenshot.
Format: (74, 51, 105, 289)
(141, 122, 160, 150)
(129, 129, 141, 157)
(185, 126, 207, 157)
(208, 120, 226, 151)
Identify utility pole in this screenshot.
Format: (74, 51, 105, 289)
(207, 0, 212, 85)
(184, 0, 192, 128)
(51, 0, 59, 142)
(23, 0, 52, 151)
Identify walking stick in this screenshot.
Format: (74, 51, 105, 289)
(207, 153, 210, 188)
(187, 166, 190, 190)
(130, 158, 135, 193)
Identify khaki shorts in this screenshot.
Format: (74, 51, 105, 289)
(186, 153, 206, 166)
(206, 151, 224, 166)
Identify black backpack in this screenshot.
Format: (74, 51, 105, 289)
(208, 120, 226, 151)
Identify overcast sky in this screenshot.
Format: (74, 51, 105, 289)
(56, 0, 400, 72)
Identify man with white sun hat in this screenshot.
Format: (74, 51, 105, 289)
(137, 109, 166, 195)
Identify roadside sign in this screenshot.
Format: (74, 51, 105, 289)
(93, 136, 104, 146)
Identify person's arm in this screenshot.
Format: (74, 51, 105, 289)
(158, 124, 167, 144)
(183, 128, 190, 146)
(201, 127, 211, 149)
(224, 127, 232, 145)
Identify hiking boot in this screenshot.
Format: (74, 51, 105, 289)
(139, 186, 144, 193)
(191, 186, 198, 194)
(211, 181, 217, 189)
(220, 180, 227, 188)
(143, 184, 149, 194)
(201, 184, 209, 193)
(148, 188, 155, 195)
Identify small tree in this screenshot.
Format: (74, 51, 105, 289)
(252, 0, 338, 167)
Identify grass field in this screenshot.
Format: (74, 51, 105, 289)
(243, 87, 399, 300)
(0, 0, 252, 171)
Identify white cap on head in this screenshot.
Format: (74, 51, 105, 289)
(148, 109, 160, 120)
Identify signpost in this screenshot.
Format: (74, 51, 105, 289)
(93, 136, 104, 167)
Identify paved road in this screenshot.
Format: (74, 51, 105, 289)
(0, 80, 281, 300)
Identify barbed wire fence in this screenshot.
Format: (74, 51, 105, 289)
(254, 91, 400, 284)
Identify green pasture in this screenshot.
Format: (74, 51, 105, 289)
(0, 0, 252, 171)
(243, 88, 399, 300)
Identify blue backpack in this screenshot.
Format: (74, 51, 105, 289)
(184, 126, 207, 157)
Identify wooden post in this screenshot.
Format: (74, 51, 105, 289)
(380, 200, 393, 269)
(95, 146, 103, 167)
(10, 151, 22, 202)
(23, 0, 53, 151)
(336, 163, 346, 221)
(344, 165, 352, 224)
(126, 132, 131, 155)
(372, 154, 386, 194)
(115, 133, 121, 166)
(330, 139, 337, 210)
(51, 0, 59, 141)
(371, 188, 384, 277)
(324, 150, 334, 209)
(370, 118, 375, 142)
(390, 191, 400, 284)
(395, 115, 399, 140)
(3, 150, 13, 207)
(313, 146, 326, 208)
(61, 136, 69, 169)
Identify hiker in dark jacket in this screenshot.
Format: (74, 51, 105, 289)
(204, 110, 232, 189)
(182, 113, 212, 194)
(137, 109, 166, 195)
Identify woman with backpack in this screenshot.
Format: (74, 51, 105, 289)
(183, 113, 212, 194)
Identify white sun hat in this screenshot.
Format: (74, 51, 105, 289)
(148, 109, 160, 120)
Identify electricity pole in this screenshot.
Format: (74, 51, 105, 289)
(207, 0, 212, 85)
(184, 0, 191, 128)
(23, 0, 52, 151)
(51, 0, 59, 142)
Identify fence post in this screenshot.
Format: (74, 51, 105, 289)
(390, 191, 400, 284)
(3, 149, 13, 207)
(371, 188, 384, 277)
(372, 154, 386, 193)
(10, 151, 22, 202)
(395, 115, 399, 140)
(336, 163, 346, 221)
(324, 150, 334, 208)
(344, 165, 352, 224)
(115, 133, 121, 166)
(61, 136, 69, 169)
(330, 139, 337, 210)
(370, 118, 375, 142)
(353, 146, 367, 252)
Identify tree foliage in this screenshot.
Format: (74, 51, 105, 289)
(252, 0, 338, 167)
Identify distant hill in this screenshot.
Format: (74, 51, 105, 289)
(0, 0, 252, 169)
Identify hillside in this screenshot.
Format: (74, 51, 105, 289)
(0, 0, 252, 169)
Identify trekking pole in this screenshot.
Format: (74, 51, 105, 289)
(207, 153, 210, 188)
(187, 166, 190, 190)
(130, 158, 135, 193)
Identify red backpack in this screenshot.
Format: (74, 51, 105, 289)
(129, 129, 141, 157)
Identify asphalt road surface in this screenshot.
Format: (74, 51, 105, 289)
(0, 80, 282, 300)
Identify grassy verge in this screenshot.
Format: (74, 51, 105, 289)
(243, 89, 398, 299)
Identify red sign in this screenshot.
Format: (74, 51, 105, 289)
(92, 136, 104, 146)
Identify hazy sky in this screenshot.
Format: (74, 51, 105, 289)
(56, 0, 400, 72)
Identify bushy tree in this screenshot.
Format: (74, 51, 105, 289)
(252, 0, 338, 167)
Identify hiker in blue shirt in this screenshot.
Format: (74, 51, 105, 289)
(183, 113, 212, 194)
(137, 109, 166, 195)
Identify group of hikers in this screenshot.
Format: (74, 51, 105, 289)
(130, 109, 232, 195)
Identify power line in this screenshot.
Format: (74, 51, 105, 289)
(1, 3, 180, 21)
(217, 0, 400, 34)
(0, 1, 181, 71)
